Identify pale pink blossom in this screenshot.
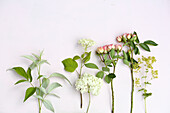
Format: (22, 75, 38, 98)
(96, 47, 104, 54)
(107, 44, 115, 52)
(115, 44, 122, 51)
(116, 36, 122, 42)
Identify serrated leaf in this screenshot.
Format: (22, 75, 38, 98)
(43, 100, 54, 112)
(24, 87, 36, 102)
(102, 67, 110, 72)
(47, 82, 62, 93)
(34, 95, 43, 100)
(27, 68, 32, 82)
(50, 73, 72, 86)
(83, 52, 91, 63)
(15, 79, 27, 85)
(62, 58, 78, 72)
(11, 67, 28, 79)
(144, 40, 158, 46)
(108, 73, 116, 79)
(104, 75, 111, 84)
(42, 78, 50, 89)
(139, 43, 150, 52)
(22, 55, 36, 63)
(110, 49, 115, 58)
(85, 63, 99, 69)
(73, 55, 80, 60)
(96, 71, 104, 79)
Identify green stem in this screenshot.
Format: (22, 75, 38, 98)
(37, 65, 42, 113)
(86, 93, 91, 113)
(79, 58, 84, 108)
(130, 48, 134, 113)
(111, 66, 115, 113)
(145, 76, 147, 113)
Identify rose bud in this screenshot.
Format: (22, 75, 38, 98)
(131, 34, 137, 40)
(115, 44, 122, 51)
(122, 33, 127, 43)
(116, 36, 122, 42)
(107, 44, 115, 52)
(126, 33, 132, 40)
(103, 45, 108, 54)
(96, 47, 104, 54)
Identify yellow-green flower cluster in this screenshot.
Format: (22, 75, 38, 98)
(75, 73, 103, 96)
(78, 39, 96, 51)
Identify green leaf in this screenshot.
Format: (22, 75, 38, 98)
(32, 53, 40, 60)
(37, 75, 46, 80)
(34, 95, 43, 100)
(39, 87, 47, 94)
(38, 60, 50, 65)
(144, 40, 158, 46)
(29, 60, 39, 70)
(144, 82, 151, 85)
(133, 31, 139, 43)
(105, 59, 112, 65)
(43, 100, 54, 112)
(24, 87, 36, 102)
(143, 93, 152, 99)
(96, 71, 104, 79)
(134, 47, 140, 55)
(85, 63, 99, 69)
(110, 49, 115, 58)
(123, 59, 130, 66)
(123, 51, 127, 60)
(112, 55, 123, 59)
(50, 73, 72, 86)
(139, 43, 150, 52)
(104, 75, 111, 84)
(104, 54, 108, 61)
(83, 52, 91, 63)
(62, 58, 78, 72)
(108, 73, 116, 79)
(27, 68, 32, 82)
(130, 41, 136, 49)
(47, 82, 62, 93)
(42, 78, 50, 89)
(40, 50, 44, 59)
(73, 55, 80, 60)
(102, 67, 110, 72)
(22, 55, 36, 63)
(15, 79, 27, 85)
(11, 67, 28, 79)
(48, 93, 60, 98)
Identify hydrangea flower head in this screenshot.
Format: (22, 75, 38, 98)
(75, 73, 103, 96)
(78, 39, 96, 51)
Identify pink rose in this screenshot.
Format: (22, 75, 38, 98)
(107, 44, 115, 52)
(132, 34, 137, 40)
(116, 36, 122, 42)
(103, 45, 108, 54)
(122, 33, 127, 38)
(115, 44, 122, 51)
(96, 47, 104, 54)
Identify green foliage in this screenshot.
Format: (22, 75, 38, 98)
(143, 93, 152, 99)
(133, 31, 139, 43)
(62, 58, 78, 72)
(123, 51, 128, 60)
(96, 71, 104, 79)
(123, 59, 130, 66)
(139, 43, 150, 52)
(24, 87, 36, 102)
(108, 73, 116, 79)
(110, 49, 115, 58)
(11, 67, 28, 79)
(73, 55, 80, 60)
(27, 68, 32, 82)
(144, 40, 158, 46)
(85, 63, 99, 69)
(83, 51, 91, 63)
(104, 75, 111, 83)
(50, 73, 72, 86)
(102, 67, 110, 72)
(42, 78, 50, 89)
(43, 100, 54, 112)
(47, 82, 62, 93)
(14, 80, 27, 85)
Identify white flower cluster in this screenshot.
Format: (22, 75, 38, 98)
(78, 39, 96, 50)
(75, 73, 103, 96)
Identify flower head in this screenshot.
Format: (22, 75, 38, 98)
(126, 33, 132, 40)
(103, 45, 108, 54)
(96, 47, 104, 54)
(107, 44, 115, 52)
(78, 39, 96, 51)
(116, 36, 122, 42)
(115, 44, 122, 51)
(75, 73, 103, 96)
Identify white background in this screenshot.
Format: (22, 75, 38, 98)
(0, 0, 170, 113)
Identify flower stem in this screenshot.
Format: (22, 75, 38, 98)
(86, 93, 91, 113)
(111, 66, 116, 113)
(80, 92, 83, 108)
(145, 98, 147, 113)
(130, 48, 134, 113)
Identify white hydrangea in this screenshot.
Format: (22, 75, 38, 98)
(75, 73, 103, 96)
(78, 39, 96, 50)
